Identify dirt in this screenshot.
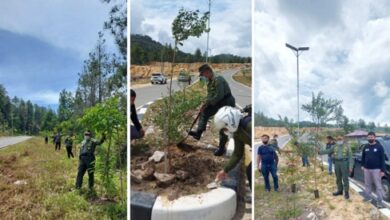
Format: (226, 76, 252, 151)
(255, 142, 389, 220)
(131, 142, 227, 200)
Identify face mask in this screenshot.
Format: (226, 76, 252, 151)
(200, 76, 209, 83)
(368, 140, 375, 144)
(84, 136, 91, 141)
(337, 141, 343, 145)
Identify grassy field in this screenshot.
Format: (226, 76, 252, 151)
(255, 141, 387, 220)
(0, 137, 126, 219)
(233, 68, 251, 87)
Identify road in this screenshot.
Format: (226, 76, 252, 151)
(0, 136, 32, 149)
(132, 68, 251, 110)
(253, 135, 291, 166)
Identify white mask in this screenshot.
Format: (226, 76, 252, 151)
(84, 136, 91, 141)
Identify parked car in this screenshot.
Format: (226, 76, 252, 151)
(352, 136, 390, 201)
(178, 71, 191, 84)
(150, 73, 167, 84)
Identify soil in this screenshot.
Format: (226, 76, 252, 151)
(131, 139, 228, 200)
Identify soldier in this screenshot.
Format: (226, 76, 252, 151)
(325, 136, 336, 174)
(189, 64, 235, 156)
(53, 132, 62, 151)
(75, 130, 105, 191)
(64, 133, 74, 159)
(131, 89, 144, 140)
(214, 106, 252, 191)
(318, 136, 353, 199)
(270, 134, 281, 154)
(44, 135, 48, 144)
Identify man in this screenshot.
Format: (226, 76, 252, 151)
(64, 133, 74, 159)
(189, 64, 235, 156)
(214, 106, 252, 191)
(75, 131, 105, 191)
(270, 134, 281, 154)
(326, 136, 336, 174)
(318, 136, 353, 199)
(131, 89, 145, 140)
(294, 141, 310, 167)
(44, 135, 48, 144)
(257, 134, 279, 192)
(361, 132, 385, 208)
(53, 132, 62, 151)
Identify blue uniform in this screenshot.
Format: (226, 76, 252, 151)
(258, 144, 279, 191)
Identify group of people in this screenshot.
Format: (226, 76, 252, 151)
(131, 64, 253, 197)
(257, 131, 386, 207)
(44, 130, 106, 193)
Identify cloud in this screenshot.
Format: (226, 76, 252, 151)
(254, 0, 390, 124)
(131, 0, 251, 57)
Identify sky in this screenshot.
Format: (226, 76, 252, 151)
(0, 0, 116, 109)
(131, 0, 252, 57)
(254, 0, 390, 125)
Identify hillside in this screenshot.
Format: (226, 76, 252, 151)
(130, 34, 251, 65)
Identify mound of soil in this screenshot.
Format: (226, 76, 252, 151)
(131, 143, 227, 200)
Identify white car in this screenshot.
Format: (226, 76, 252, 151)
(150, 73, 167, 84)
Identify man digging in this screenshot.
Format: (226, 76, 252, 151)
(189, 64, 235, 156)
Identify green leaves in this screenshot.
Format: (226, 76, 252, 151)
(172, 9, 209, 47)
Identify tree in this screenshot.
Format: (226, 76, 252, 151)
(194, 48, 202, 62)
(58, 89, 74, 122)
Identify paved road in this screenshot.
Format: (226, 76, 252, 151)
(0, 136, 32, 149)
(132, 68, 251, 109)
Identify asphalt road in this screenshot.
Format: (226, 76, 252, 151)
(132, 68, 251, 109)
(0, 136, 32, 149)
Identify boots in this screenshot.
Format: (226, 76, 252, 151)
(332, 191, 343, 196)
(344, 191, 349, 199)
(214, 145, 226, 156)
(189, 130, 203, 140)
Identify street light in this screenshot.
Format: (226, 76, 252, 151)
(285, 43, 309, 137)
(205, 0, 211, 63)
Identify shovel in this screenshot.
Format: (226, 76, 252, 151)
(176, 110, 202, 149)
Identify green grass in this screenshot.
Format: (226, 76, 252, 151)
(0, 137, 126, 219)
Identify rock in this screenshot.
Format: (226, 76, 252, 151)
(154, 172, 176, 187)
(307, 212, 318, 220)
(176, 170, 189, 181)
(131, 170, 143, 184)
(145, 126, 155, 136)
(14, 180, 27, 185)
(142, 167, 155, 180)
(148, 151, 166, 163)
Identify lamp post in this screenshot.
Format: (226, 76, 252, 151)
(285, 43, 309, 137)
(205, 0, 211, 63)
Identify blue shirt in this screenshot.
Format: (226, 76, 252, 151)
(257, 144, 277, 165)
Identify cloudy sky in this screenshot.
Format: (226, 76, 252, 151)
(254, 0, 390, 125)
(0, 0, 115, 108)
(131, 0, 251, 57)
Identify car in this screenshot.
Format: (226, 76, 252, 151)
(352, 137, 390, 201)
(150, 73, 167, 84)
(178, 71, 191, 84)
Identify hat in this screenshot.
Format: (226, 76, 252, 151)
(198, 64, 212, 76)
(84, 130, 91, 136)
(336, 136, 344, 141)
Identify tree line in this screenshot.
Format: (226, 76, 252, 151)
(131, 34, 251, 65)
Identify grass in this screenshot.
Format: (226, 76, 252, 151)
(255, 140, 386, 220)
(0, 137, 126, 219)
(232, 68, 251, 87)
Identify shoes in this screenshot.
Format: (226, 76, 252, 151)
(214, 146, 226, 156)
(344, 191, 350, 199)
(189, 130, 202, 140)
(332, 191, 343, 196)
(377, 201, 384, 208)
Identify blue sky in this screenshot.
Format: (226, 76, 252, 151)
(254, 0, 390, 125)
(0, 0, 116, 108)
(131, 0, 251, 57)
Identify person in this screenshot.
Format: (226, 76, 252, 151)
(326, 136, 336, 174)
(294, 141, 310, 167)
(64, 133, 74, 159)
(214, 106, 252, 191)
(361, 132, 385, 208)
(270, 134, 281, 154)
(75, 131, 105, 191)
(257, 134, 279, 192)
(53, 132, 62, 151)
(131, 89, 145, 140)
(189, 64, 235, 156)
(318, 136, 353, 199)
(44, 135, 48, 144)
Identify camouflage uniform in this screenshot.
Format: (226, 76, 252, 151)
(270, 138, 280, 153)
(319, 143, 353, 196)
(64, 136, 74, 159)
(196, 74, 235, 149)
(75, 135, 105, 189)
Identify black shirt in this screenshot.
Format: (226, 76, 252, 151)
(362, 142, 385, 172)
(131, 104, 142, 131)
